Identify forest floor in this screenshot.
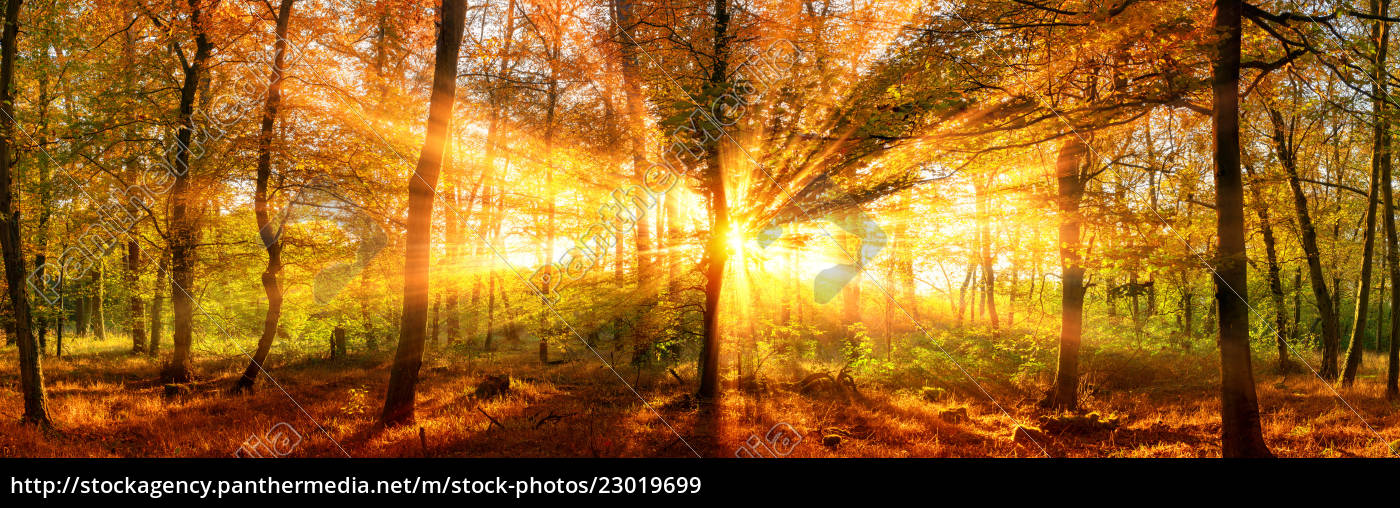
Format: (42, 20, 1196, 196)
(1, 334, 1398, 458)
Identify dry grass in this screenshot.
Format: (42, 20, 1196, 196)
(1, 335, 1397, 457)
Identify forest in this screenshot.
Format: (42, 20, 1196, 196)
(0, 0, 1398, 459)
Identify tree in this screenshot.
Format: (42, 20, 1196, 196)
(0, 0, 49, 427)
(1266, 100, 1342, 380)
(695, 0, 733, 403)
(1210, 0, 1271, 458)
(380, 0, 467, 427)
(1245, 165, 1294, 372)
(233, 0, 296, 393)
(1343, 0, 1392, 387)
(1049, 137, 1087, 410)
(161, 0, 219, 384)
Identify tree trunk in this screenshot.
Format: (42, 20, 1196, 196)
(119, 10, 143, 355)
(380, 0, 465, 427)
(76, 294, 88, 336)
(54, 284, 63, 358)
(234, 0, 294, 393)
(128, 240, 145, 353)
(161, 0, 217, 384)
(431, 293, 441, 345)
(1342, 152, 1384, 386)
(330, 326, 346, 359)
(616, 0, 656, 365)
(1346, 0, 1393, 387)
(538, 9, 561, 364)
(956, 263, 974, 326)
(1269, 105, 1341, 380)
(32, 51, 51, 360)
(1211, 0, 1271, 457)
(149, 250, 166, 357)
(1049, 137, 1086, 410)
(1246, 166, 1292, 372)
(1293, 268, 1302, 340)
(0, 0, 49, 427)
(93, 260, 106, 341)
(976, 179, 998, 331)
(696, 0, 732, 404)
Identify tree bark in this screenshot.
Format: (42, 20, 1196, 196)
(1268, 105, 1341, 380)
(234, 0, 295, 393)
(1049, 137, 1086, 411)
(127, 240, 144, 353)
(1211, 0, 1271, 457)
(161, 0, 218, 384)
(616, 0, 656, 365)
(1245, 166, 1292, 372)
(976, 178, 998, 331)
(1346, 0, 1392, 387)
(1342, 150, 1384, 386)
(93, 260, 106, 341)
(0, 0, 49, 426)
(380, 0, 465, 427)
(148, 249, 166, 357)
(696, 0, 732, 403)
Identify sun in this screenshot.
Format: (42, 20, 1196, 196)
(726, 229, 747, 258)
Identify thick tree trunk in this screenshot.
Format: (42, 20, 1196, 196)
(380, 0, 465, 427)
(696, 0, 731, 404)
(0, 0, 49, 427)
(234, 0, 294, 393)
(698, 185, 729, 402)
(1391, 163, 1400, 398)
(1049, 138, 1086, 410)
(1211, 0, 1271, 457)
(161, 0, 217, 384)
(329, 326, 346, 358)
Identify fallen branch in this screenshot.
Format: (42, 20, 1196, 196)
(477, 407, 505, 430)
